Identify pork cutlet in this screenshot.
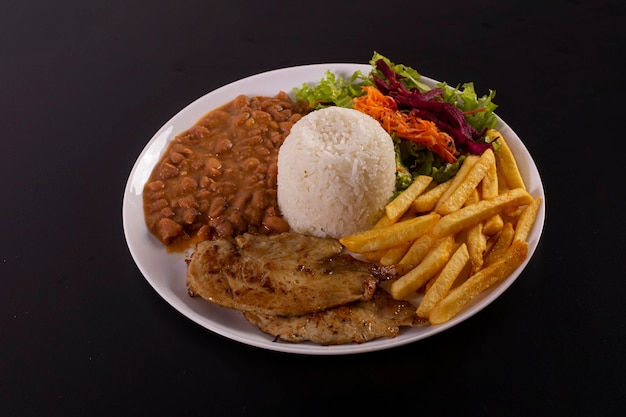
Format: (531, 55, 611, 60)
(186, 232, 395, 317)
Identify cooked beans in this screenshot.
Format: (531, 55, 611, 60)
(143, 92, 308, 251)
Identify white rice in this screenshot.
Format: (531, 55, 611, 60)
(277, 106, 396, 239)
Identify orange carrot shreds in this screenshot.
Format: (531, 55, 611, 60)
(353, 87, 458, 163)
(352, 86, 398, 131)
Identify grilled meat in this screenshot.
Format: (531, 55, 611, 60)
(243, 288, 427, 345)
(186, 232, 395, 316)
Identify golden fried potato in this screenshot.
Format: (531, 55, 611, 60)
(373, 214, 393, 228)
(412, 180, 452, 213)
(417, 243, 470, 318)
(436, 149, 495, 215)
(467, 221, 487, 274)
(432, 188, 534, 238)
(385, 175, 432, 222)
(339, 212, 439, 253)
(379, 241, 412, 266)
(482, 214, 504, 236)
(464, 189, 487, 273)
(434, 155, 479, 210)
(390, 236, 455, 300)
(482, 157, 499, 200)
(484, 222, 515, 267)
(489, 129, 526, 191)
(514, 197, 542, 243)
(429, 240, 529, 324)
(397, 230, 438, 273)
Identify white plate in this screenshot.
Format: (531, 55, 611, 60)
(122, 63, 545, 355)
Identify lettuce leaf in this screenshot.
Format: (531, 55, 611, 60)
(439, 81, 498, 133)
(393, 136, 462, 190)
(293, 70, 370, 110)
(369, 51, 430, 92)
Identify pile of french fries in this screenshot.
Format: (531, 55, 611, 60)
(339, 129, 542, 325)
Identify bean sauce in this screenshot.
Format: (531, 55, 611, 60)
(143, 91, 309, 252)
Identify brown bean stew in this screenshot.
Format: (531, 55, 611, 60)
(143, 92, 309, 252)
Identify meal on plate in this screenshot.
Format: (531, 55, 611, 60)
(143, 52, 541, 345)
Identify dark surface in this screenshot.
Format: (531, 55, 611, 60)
(1, 1, 625, 416)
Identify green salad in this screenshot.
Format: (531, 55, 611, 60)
(293, 52, 501, 195)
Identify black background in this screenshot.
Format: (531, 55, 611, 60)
(1, 1, 625, 416)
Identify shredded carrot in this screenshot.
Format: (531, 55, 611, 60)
(353, 86, 458, 163)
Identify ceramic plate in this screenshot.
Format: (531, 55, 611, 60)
(122, 64, 545, 355)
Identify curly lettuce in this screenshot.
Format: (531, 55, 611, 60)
(293, 70, 370, 110)
(439, 81, 498, 133)
(369, 51, 430, 92)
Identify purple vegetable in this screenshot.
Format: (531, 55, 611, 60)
(372, 59, 492, 156)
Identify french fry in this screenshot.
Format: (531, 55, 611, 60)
(482, 214, 504, 236)
(374, 214, 393, 228)
(361, 248, 388, 263)
(464, 188, 480, 207)
(484, 233, 498, 256)
(463, 189, 486, 273)
(412, 180, 452, 213)
(417, 243, 470, 318)
(385, 175, 433, 222)
(429, 240, 529, 324)
(434, 155, 479, 210)
(496, 166, 510, 194)
(373, 208, 416, 229)
(397, 230, 438, 272)
(489, 129, 526, 191)
(339, 212, 440, 253)
(390, 236, 456, 300)
(424, 275, 436, 292)
(484, 222, 515, 267)
(436, 149, 495, 215)
(467, 221, 487, 273)
(379, 241, 412, 266)
(504, 206, 523, 218)
(348, 211, 411, 262)
(513, 197, 542, 243)
(481, 158, 499, 200)
(432, 188, 534, 239)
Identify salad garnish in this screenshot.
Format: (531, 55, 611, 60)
(293, 52, 501, 193)
(353, 86, 458, 164)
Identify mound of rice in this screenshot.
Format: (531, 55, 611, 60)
(277, 106, 396, 239)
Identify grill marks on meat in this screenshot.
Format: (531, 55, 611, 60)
(186, 233, 392, 317)
(243, 288, 428, 345)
